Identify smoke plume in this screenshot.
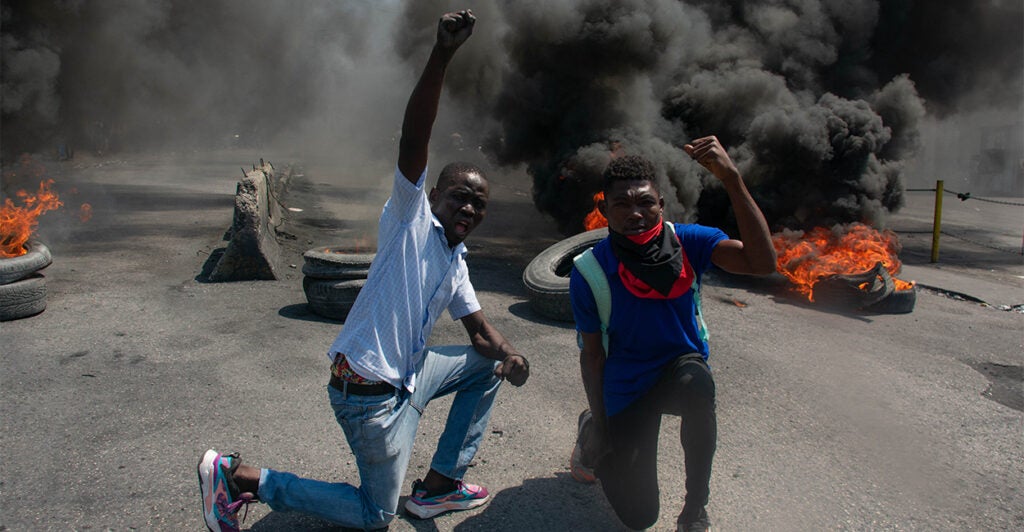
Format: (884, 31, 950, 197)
(2, 0, 1021, 232)
(453, 0, 1020, 233)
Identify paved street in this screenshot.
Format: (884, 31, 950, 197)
(1, 151, 1022, 531)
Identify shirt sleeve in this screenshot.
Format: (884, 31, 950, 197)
(379, 166, 429, 244)
(676, 223, 728, 275)
(448, 258, 482, 320)
(570, 267, 601, 334)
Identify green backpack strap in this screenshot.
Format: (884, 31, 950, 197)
(664, 222, 710, 347)
(694, 277, 709, 346)
(573, 248, 611, 353)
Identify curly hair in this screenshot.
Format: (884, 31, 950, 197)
(602, 155, 658, 193)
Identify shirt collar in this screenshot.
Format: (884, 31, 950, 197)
(430, 213, 468, 257)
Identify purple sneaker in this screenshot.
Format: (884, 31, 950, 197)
(404, 478, 490, 519)
(197, 450, 256, 532)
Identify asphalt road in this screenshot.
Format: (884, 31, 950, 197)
(1, 151, 1022, 531)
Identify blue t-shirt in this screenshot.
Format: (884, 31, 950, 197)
(570, 223, 727, 416)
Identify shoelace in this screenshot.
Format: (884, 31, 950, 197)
(222, 492, 256, 524)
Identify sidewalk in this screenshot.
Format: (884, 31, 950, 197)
(900, 262, 1023, 308)
(890, 193, 1024, 308)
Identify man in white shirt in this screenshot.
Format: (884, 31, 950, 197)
(197, 10, 529, 531)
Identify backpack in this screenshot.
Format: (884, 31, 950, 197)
(572, 222, 709, 353)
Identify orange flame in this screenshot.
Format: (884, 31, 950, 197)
(1, 180, 63, 258)
(583, 191, 607, 230)
(773, 223, 914, 301)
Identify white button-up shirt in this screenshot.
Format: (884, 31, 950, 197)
(327, 166, 481, 392)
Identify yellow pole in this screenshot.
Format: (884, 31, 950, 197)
(931, 180, 943, 263)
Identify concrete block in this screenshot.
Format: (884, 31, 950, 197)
(209, 161, 284, 281)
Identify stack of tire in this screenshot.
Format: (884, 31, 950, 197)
(0, 240, 52, 321)
(302, 246, 376, 321)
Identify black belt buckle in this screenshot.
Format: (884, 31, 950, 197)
(329, 374, 395, 396)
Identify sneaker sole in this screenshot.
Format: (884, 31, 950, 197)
(197, 450, 221, 532)
(569, 445, 596, 484)
(404, 494, 490, 519)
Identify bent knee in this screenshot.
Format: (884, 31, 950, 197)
(362, 511, 394, 531)
(670, 359, 715, 400)
(684, 366, 715, 401)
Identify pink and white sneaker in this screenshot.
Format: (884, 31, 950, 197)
(197, 450, 256, 532)
(404, 478, 490, 519)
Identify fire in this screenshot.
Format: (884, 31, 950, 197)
(773, 223, 914, 301)
(583, 191, 607, 230)
(1, 179, 63, 258)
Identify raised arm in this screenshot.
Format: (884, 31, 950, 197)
(396, 10, 475, 182)
(684, 135, 777, 275)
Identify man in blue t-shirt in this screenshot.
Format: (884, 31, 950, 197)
(569, 141, 776, 532)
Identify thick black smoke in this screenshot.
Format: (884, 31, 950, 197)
(456, 0, 1021, 233)
(3, 1, 1021, 232)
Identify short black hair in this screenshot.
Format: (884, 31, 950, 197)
(436, 161, 486, 189)
(602, 155, 658, 194)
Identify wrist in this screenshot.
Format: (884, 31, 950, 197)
(716, 166, 741, 183)
(505, 353, 528, 366)
(432, 43, 458, 62)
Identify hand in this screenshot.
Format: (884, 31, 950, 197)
(683, 135, 740, 183)
(436, 10, 475, 51)
(494, 354, 529, 386)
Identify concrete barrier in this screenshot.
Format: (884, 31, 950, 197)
(208, 160, 287, 282)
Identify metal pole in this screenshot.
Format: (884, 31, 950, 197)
(931, 180, 943, 263)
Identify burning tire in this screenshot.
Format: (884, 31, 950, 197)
(0, 240, 52, 285)
(864, 286, 917, 314)
(304, 277, 366, 321)
(0, 274, 47, 321)
(301, 246, 376, 280)
(813, 262, 894, 310)
(523, 228, 608, 322)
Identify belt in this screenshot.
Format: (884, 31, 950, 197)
(329, 373, 396, 396)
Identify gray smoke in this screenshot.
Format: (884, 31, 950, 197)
(0, 0, 410, 167)
(2, 0, 1020, 231)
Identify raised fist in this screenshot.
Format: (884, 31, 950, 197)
(437, 10, 475, 51)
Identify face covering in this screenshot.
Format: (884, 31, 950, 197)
(608, 218, 693, 299)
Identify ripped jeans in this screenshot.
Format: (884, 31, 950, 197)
(257, 345, 502, 530)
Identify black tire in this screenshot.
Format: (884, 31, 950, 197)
(0, 240, 52, 285)
(813, 262, 894, 310)
(0, 273, 47, 321)
(303, 277, 366, 321)
(864, 286, 917, 314)
(523, 228, 608, 322)
(302, 246, 376, 280)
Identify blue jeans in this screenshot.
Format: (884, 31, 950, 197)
(257, 345, 502, 530)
